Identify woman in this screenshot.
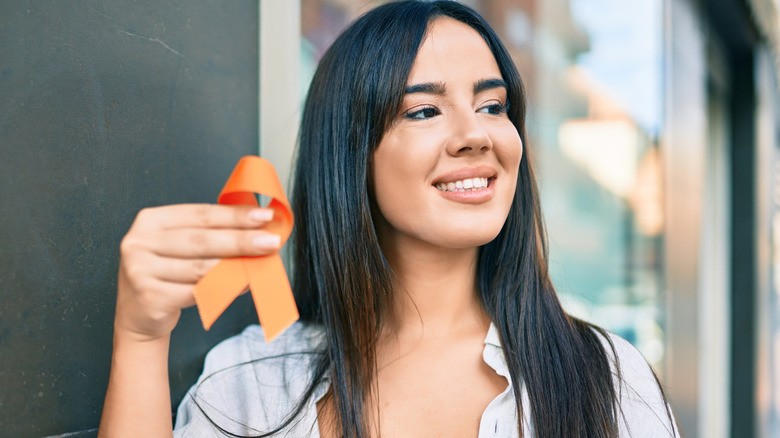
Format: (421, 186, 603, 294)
(99, 1, 679, 437)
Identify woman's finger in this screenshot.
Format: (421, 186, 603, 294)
(137, 228, 282, 259)
(136, 278, 198, 311)
(143, 256, 221, 284)
(132, 204, 276, 231)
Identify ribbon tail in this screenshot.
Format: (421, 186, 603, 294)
(193, 259, 248, 330)
(243, 255, 299, 342)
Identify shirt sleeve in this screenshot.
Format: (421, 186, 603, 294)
(173, 325, 266, 437)
(173, 323, 326, 438)
(601, 332, 681, 438)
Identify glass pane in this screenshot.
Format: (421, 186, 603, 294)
(543, 0, 666, 368)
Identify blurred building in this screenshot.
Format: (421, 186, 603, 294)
(292, 0, 780, 436)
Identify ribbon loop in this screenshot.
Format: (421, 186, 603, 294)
(193, 156, 299, 342)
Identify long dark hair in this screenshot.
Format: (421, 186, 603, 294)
(289, 1, 628, 437)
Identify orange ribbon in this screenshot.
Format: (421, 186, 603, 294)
(193, 156, 299, 342)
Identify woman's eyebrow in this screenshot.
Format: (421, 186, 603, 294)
(403, 78, 506, 96)
(474, 78, 507, 94)
(404, 82, 446, 95)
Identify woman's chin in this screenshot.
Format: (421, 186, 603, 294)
(425, 227, 503, 250)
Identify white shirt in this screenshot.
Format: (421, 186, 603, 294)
(174, 322, 679, 437)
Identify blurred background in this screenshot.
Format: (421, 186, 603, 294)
(1, 0, 779, 437)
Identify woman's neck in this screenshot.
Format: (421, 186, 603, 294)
(379, 236, 490, 340)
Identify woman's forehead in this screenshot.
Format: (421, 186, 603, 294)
(408, 17, 501, 85)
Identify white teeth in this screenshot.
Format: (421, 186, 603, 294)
(435, 177, 489, 192)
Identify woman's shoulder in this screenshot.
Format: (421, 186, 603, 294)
(174, 322, 327, 437)
(591, 328, 680, 437)
(595, 330, 655, 378)
(200, 321, 326, 372)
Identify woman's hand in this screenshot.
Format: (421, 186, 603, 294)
(114, 204, 281, 342)
(100, 204, 281, 437)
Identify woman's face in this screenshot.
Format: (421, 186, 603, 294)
(371, 17, 523, 250)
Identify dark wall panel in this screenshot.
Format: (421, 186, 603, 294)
(729, 50, 757, 438)
(0, 1, 259, 436)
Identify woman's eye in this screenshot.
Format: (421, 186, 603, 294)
(478, 102, 509, 115)
(405, 106, 440, 120)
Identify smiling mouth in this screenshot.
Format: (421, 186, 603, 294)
(435, 177, 490, 192)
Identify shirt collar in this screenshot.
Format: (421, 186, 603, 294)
(484, 321, 502, 348)
(483, 322, 511, 380)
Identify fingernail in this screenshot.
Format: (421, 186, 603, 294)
(253, 234, 281, 249)
(249, 209, 274, 222)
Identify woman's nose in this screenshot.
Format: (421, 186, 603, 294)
(446, 110, 493, 156)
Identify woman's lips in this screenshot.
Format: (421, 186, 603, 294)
(432, 165, 497, 186)
(431, 165, 497, 203)
(433, 177, 495, 204)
